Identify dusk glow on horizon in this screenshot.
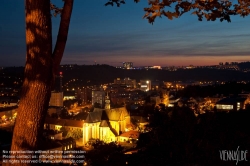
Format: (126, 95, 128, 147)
(1, 0, 250, 67)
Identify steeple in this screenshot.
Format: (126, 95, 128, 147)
(105, 92, 110, 109)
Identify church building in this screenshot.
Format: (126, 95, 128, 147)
(82, 95, 130, 144)
(44, 95, 131, 144)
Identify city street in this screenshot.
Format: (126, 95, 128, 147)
(0, 120, 15, 131)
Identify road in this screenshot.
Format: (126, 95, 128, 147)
(0, 121, 15, 131)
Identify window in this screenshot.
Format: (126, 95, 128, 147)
(216, 104, 233, 110)
(237, 102, 240, 110)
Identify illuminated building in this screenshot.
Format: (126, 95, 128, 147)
(63, 91, 76, 100)
(114, 77, 137, 88)
(49, 92, 63, 107)
(44, 118, 84, 132)
(92, 90, 105, 108)
(216, 97, 247, 111)
(76, 87, 91, 104)
(82, 98, 130, 144)
(0, 105, 18, 122)
(123, 62, 133, 69)
(49, 72, 63, 107)
(114, 78, 122, 84)
(104, 94, 110, 110)
(140, 80, 151, 91)
(149, 66, 162, 69)
(151, 80, 162, 90)
(45, 98, 131, 144)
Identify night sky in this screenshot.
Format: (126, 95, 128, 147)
(1, 0, 250, 67)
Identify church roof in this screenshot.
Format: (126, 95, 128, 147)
(105, 107, 129, 121)
(64, 119, 84, 128)
(85, 111, 102, 123)
(85, 109, 109, 123)
(85, 106, 129, 122)
(216, 97, 247, 104)
(110, 127, 119, 136)
(45, 117, 84, 128)
(99, 120, 109, 127)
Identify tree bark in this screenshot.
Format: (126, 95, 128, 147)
(8, 0, 52, 165)
(4, 0, 74, 165)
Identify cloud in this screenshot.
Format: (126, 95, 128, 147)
(63, 20, 250, 60)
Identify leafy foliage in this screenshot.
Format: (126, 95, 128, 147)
(133, 107, 250, 165)
(105, 0, 250, 24)
(60, 126, 68, 137)
(85, 140, 125, 166)
(105, 0, 140, 7)
(50, 3, 63, 17)
(60, 108, 70, 119)
(177, 81, 250, 98)
(142, 0, 250, 24)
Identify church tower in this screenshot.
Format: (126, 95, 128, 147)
(105, 92, 110, 110)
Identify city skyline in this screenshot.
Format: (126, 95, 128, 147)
(1, 0, 250, 67)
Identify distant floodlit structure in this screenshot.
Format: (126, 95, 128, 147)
(49, 92, 63, 107)
(114, 77, 137, 88)
(151, 66, 162, 69)
(49, 72, 63, 107)
(53, 72, 63, 92)
(216, 97, 247, 111)
(140, 80, 151, 91)
(123, 62, 133, 69)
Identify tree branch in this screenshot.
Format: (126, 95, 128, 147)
(52, 0, 74, 76)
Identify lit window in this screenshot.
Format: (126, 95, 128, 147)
(237, 102, 240, 110)
(216, 104, 233, 110)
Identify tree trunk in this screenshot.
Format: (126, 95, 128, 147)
(8, 0, 52, 165)
(3, 0, 74, 165)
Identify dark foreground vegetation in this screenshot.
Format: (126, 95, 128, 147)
(85, 107, 250, 166)
(177, 81, 250, 98)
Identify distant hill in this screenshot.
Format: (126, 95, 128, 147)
(2, 64, 250, 88)
(59, 64, 250, 86)
(237, 61, 250, 70)
(0, 67, 24, 89)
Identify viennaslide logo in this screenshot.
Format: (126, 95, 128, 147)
(219, 146, 248, 165)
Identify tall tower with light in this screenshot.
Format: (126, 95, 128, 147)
(49, 72, 63, 107)
(59, 71, 63, 92)
(54, 72, 63, 92)
(105, 92, 110, 110)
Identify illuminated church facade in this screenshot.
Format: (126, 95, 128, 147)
(45, 96, 131, 144)
(82, 96, 130, 144)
